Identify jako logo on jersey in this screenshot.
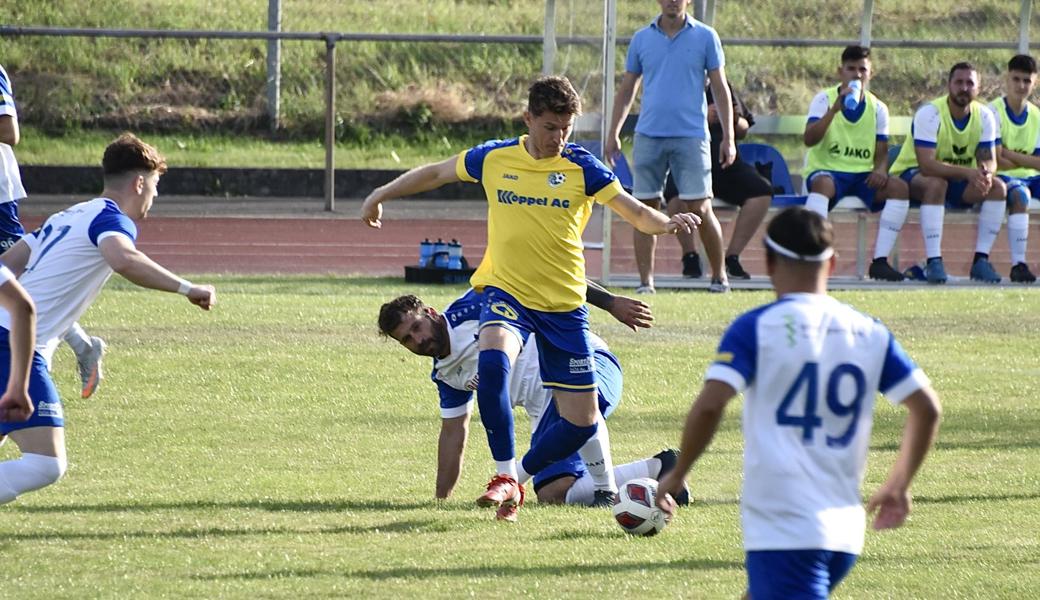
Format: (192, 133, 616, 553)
(547, 172, 566, 187)
(569, 357, 593, 374)
(828, 142, 841, 156)
(496, 189, 570, 209)
(489, 302, 519, 320)
(502, 173, 519, 180)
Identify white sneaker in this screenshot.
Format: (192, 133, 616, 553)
(78, 336, 107, 399)
(708, 278, 730, 293)
(635, 284, 656, 295)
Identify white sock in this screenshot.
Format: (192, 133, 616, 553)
(920, 204, 945, 258)
(805, 192, 830, 218)
(63, 323, 91, 358)
(0, 453, 67, 504)
(495, 460, 518, 481)
(515, 463, 531, 486)
(874, 199, 909, 259)
(975, 200, 1006, 255)
(576, 413, 616, 492)
(564, 457, 657, 506)
(1008, 212, 1030, 265)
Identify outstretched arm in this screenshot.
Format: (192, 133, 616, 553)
(0, 274, 35, 423)
(607, 191, 701, 235)
(361, 156, 462, 229)
(585, 279, 653, 330)
(436, 414, 470, 499)
(99, 235, 215, 310)
(867, 386, 941, 530)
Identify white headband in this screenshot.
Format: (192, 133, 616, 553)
(764, 235, 834, 262)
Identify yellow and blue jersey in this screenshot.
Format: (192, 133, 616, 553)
(456, 136, 623, 312)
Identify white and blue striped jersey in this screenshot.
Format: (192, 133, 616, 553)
(706, 292, 929, 555)
(433, 288, 607, 426)
(0, 65, 26, 205)
(0, 198, 137, 364)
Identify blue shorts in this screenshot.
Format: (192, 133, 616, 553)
(899, 168, 971, 208)
(531, 349, 622, 489)
(480, 286, 596, 391)
(0, 201, 25, 251)
(746, 550, 858, 600)
(998, 174, 1040, 207)
(0, 331, 64, 435)
(632, 134, 712, 201)
(805, 170, 881, 211)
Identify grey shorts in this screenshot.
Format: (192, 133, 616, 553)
(632, 134, 712, 201)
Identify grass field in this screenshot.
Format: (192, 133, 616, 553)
(1, 276, 1037, 598)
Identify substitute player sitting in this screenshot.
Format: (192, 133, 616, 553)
(362, 75, 699, 521)
(378, 289, 689, 508)
(658, 207, 941, 600)
(801, 46, 911, 282)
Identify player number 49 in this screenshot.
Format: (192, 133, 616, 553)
(775, 362, 866, 448)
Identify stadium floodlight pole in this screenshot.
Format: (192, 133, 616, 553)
(267, 0, 281, 132)
(860, 0, 874, 47)
(600, 0, 617, 285)
(324, 35, 336, 212)
(1019, 0, 1033, 55)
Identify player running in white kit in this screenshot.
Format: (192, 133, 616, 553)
(658, 207, 941, 599)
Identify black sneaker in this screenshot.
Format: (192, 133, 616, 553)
(682, 252, 702, 279)
(868, 258, 906, 282)
(592, 489, 616, 508)
(1011, 262, 1037, 283)
(653, 448, 690, 506)
(725, 255, 751, 279)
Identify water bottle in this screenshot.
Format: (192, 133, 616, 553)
(844, 79, 862, 110)
(448, 239, 463, 270)
(432, 238, 450, 269)
(418, 238, 434, 268)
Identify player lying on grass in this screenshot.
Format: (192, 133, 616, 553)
(378, 286, 689, 509)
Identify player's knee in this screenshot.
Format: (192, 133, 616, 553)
(1009, 186, 1031, 212)
(988, 178, 1008, 200)
(29, 453, 67, 487)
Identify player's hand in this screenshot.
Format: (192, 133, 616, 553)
(866, 482, 911, 530)
(666, 212, 701, 235)
(604, 135, 623, 169)
(656, 491, 677, 523)
(719, 138, 736, 169)
(970, 167, 993, 194)
(187, 285, 216, 311)
(0, 389, 33, 423)
(361, 194, 384, 229)
(608, 295, 654, 331)
(866, 170, 889, 190)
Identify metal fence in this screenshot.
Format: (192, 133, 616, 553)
(1, 0, 1038, 211)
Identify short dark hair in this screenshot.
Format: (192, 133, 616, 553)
(378, 294, 426, 338)
(764, 207, 833, 264)
(102, 133, 167, 177)
(1008, 54, 1038, 74)
(527, 75, 582, 117)
(841, 45, 871, 63)
(948, 62, 976, 81)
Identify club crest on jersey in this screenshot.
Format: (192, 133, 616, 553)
(547, 172, 566, 187)
(489, 302, 519, 321)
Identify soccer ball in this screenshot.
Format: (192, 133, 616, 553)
(612, 477, 667, 536)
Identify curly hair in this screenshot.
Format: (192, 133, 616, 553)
(377, 294, 426, 337)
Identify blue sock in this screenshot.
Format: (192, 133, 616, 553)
(521, 418, 597, 476)
(476, 349, 515, 462)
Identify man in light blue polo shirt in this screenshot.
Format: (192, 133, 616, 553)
(607, 0, 736, 294)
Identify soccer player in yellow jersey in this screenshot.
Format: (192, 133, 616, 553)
(990, 55, 1039, 283)
(362, 76, 699, 521)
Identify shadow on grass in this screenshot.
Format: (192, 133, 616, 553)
(191, 556, 743, 582)
(914, 491, 1040, 505)
(11, 498, 449, 514)
(0, 519, 448, 542)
